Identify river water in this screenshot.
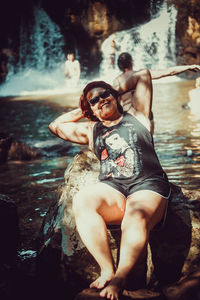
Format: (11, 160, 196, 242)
(0, 78, 200, 259)
(152, 79, 200, 190)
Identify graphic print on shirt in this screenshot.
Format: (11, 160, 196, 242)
(97, 123, 142, 179)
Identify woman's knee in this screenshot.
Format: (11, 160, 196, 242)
(121, 208, 148, 232)
(121, 210, 149, 247)
(72, 187, 100, 216)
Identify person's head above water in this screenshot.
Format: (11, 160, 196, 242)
(117, 52, 133, 71)
(66, 52, 75, 61)
(79, 80, 123, 121)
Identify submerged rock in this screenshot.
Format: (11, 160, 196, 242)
(0, 133, 12, 163)
(8, 139, 41, 161)
(37, 150, 200, 299)
(0, 132, 41, 162)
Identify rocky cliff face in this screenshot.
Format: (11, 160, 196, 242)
(41, 0, 155, 71)
(171, 0, 200, 65)
(42, 0, 200, 69)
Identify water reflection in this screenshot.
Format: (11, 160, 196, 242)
(152, 79, 200, 189)
(0, 98, 84, 255)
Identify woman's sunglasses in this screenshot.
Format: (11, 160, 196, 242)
(88, 90, 111, 106)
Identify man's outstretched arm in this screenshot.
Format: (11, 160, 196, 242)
(150, 64, 200, 80)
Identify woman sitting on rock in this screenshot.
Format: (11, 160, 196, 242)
(49, 69, 171, 300)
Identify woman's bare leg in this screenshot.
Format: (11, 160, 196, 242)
(72, 183, 125, 289)
(100, 190, 168, 299)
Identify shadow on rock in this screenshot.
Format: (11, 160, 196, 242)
(149, 184, 192, 287)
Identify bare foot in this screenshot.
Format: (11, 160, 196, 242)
(99, 276, 125, 300)
(90, 271, 115, 290)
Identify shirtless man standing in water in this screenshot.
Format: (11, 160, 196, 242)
(113, 52, 200, 134)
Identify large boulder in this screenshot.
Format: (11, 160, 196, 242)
(37, 150, 200, 299)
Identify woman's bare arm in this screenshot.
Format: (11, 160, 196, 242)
(49, 108, 90, 145)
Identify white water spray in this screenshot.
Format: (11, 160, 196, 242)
(100, 2, 178, 84)
(0, 7, 76, 96)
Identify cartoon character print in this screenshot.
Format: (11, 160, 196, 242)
(98, 124, 142, 179)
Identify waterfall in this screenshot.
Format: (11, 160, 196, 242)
(100, 2, 178, 83)
(19, 7, 65, 71)
(0, 2, 178, 96)
(0, 6, 69, 96)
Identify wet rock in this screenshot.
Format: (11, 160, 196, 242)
(0, 132, 42, 162)
(8, 139, 41, 161)
(162, 269, 200, 300)
(34, 138, 82, 158)
(0, 194, 19, 299)
(0, 194, 19, 261)
(0, 133, 12, 164)
(37, 150, 200, 299)
(74, 287, 163, 300)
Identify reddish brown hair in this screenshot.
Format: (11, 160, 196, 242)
(79, 81, 123, 121)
